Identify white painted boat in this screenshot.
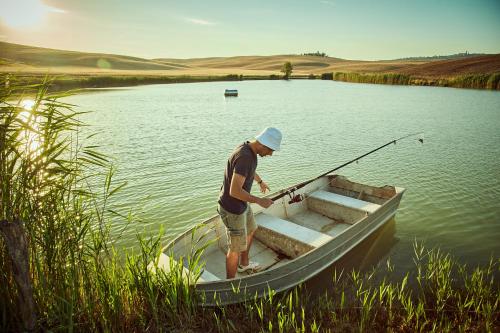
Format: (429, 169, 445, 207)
(152, 175, 405, 305)
(224, 89, 238, 97)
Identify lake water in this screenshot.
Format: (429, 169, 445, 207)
(64, 80, 500, 277)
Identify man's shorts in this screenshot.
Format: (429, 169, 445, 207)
(218, 204, 257, 252)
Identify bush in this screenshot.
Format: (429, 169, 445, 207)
(321, 72, 333, 80)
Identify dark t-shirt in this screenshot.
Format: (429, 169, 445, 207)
(218, 142, 258, 214)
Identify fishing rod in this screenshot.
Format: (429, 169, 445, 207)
(270, 132, 424, 203)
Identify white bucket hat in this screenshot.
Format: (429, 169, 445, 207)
(255, 127, 282, 151)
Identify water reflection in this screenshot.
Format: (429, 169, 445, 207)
(304, 218, 398, 299)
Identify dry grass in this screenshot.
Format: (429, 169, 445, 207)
(2, 41, 499, 78)
(396, 54, 500, 77)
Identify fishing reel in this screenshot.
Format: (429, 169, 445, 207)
(288, 190, 304, 204)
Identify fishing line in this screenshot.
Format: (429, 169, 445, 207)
(271, 132, 424, 203)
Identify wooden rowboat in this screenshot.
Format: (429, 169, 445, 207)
(152, 175, 405, 306)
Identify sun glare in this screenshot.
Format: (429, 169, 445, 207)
(0, 0, 64, 28)
(21, 99, 36, 110)
(19, 99, 43, 154)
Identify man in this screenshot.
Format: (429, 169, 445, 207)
(218, 127, 282, 279)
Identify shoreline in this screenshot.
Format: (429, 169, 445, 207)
(2, 71, 499, 93)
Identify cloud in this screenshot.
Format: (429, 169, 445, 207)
(186, 18, 216, 26)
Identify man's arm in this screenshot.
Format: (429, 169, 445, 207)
(254, 173, 262, 183)
(230, 173, 273, 208)
(254, 173, 270, 194)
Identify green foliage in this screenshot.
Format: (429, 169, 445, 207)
(333, 72, 411, 85)
(0, 76, 199, 332)
(302, 51, 328, 57)
(321, 72, 333, 80)
(280, 62, 293, 79)
(196, 243, 499, 332)
(223, 74, 242, 81)
(396, 51, 485, 61)
(332, 71, 500, 90)
(447, 73, 500, 90)
(7, 71, 499, 93)
(4, 74, 246, 94)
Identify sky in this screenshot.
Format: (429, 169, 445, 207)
(0, 0, 499, 60)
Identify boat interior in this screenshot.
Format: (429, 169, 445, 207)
(156, 175, 399, 282)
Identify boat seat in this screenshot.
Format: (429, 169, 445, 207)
(308, 190, 381, 214)
(255, 213, 333, 248)
(151, 253, 220, 282)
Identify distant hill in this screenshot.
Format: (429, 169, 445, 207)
(1, 42, 499, 79)
(0, 42, 187, 71)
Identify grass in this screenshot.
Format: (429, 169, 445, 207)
(4, 73, 317, 96)
(447, 73, 500, 90)
(333, 72, 411, 85)
(1, 76, 499, 332)
(4, 74, 246, 95)
(331, 71, 500, 90)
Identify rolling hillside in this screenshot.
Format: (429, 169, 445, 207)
(0, 42, 186, 71)
(2, 42, 499, 77)
(1, 42, 499, 90)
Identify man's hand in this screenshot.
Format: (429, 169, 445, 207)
(259, 180, 270, 194)
(257, 197, 274, 209)
(231, 173, 273, 208)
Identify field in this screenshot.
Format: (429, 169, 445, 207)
(1, 41, 499, 90)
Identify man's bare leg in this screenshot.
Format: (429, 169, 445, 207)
(226, 250, 239, 279)
(240, 229, 256, 267)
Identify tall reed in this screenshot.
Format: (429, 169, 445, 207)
(0, 76, 199, 331)
(331, 71, 500, 90)
(333, 72, 411, 85)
